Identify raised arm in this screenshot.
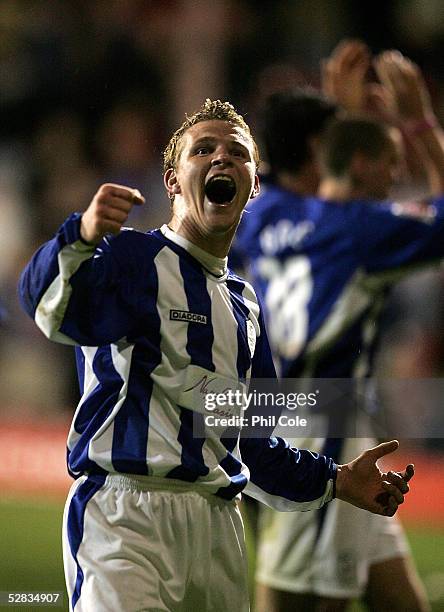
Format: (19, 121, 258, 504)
(19, 184, 147, 346)
(375, 50, 444, 197)
(321, 39, 371, 113)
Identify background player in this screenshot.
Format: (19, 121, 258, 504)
(18, 99, 413, 612)
(233, 52, 440, 611)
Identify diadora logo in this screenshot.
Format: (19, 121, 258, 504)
(169, 309, 208, 324)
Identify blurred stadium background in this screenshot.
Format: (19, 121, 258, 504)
(0, 1, 443, 610)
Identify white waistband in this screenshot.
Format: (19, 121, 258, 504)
(103, 472, 236, 504)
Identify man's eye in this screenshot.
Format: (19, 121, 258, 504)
(195, 147, 209, 155)
(233, 150, 246, 158)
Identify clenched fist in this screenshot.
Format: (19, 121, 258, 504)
(80, 183, 145, 245)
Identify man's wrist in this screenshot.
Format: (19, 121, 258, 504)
(79, 233, 96, 247)
(333, 464, 350, 502)
(80, 216, 99, 246)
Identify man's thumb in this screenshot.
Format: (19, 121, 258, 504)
(367, 440, 399, 461)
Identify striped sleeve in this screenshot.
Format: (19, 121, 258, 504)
(18, 213, 150, 346)
(241, 436, 336, 511)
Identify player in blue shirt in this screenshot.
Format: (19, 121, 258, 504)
(19, 99, 413, 612)
(233, 52, 436, 611)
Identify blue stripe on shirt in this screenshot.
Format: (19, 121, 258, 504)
(111, 260, 163, 474)
(165, 257, 214, 481)
(216, 435, 248, 499)
(166, 407, 209, 481)
(111, 343, 154, 475)
(179, 257, 215, 371)
(226, 277, 252, 380)
(68, 346, 124, 474)
(75, 347, 85, 397)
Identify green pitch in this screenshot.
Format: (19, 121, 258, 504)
(1, 497, 443, 611)
(0, 497, 66, 611)
(242, 503, 444, 611)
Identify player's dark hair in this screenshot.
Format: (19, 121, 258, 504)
(261, 89, 337, 175)
(321, 117, 393, 177)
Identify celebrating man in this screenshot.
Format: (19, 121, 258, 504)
(20, 99, 412, 612)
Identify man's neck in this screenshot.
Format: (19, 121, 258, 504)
(168, 215, 234, 258)
(318, 177, 364, 201)
(161, 225, 228, 276)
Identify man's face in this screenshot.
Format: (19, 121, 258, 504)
(164, 120, 259, 239)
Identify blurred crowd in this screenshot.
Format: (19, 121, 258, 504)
(2, 0, 444, 436)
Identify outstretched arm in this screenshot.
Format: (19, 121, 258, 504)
(19, 183, 147, 345)
(336, 440, 414, 516)
(244, 315, 413, 516)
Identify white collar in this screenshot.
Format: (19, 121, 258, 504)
(160, 225, 228, 277)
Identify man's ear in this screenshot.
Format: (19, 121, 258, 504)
(164, 168, 181, 199)
(250, 174, 260, 199)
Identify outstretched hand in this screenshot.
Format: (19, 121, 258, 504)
(80, 183, 145, 245)
(335, 440, 414, 516)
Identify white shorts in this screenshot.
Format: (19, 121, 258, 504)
(255, 438, 410, 599)
(63, 473, 250, 611)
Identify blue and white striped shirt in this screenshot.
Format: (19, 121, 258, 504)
(19, 213, 336, 510)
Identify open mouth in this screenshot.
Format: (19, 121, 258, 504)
(204, 175, 236, 204)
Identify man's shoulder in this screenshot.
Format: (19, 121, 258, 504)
(98, 227, 168, 270)
(104, 226, 164, 251)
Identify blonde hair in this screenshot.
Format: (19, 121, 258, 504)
(163, 99, 259, 173)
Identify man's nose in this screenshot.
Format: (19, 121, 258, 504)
(211, 151, 232, 166)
